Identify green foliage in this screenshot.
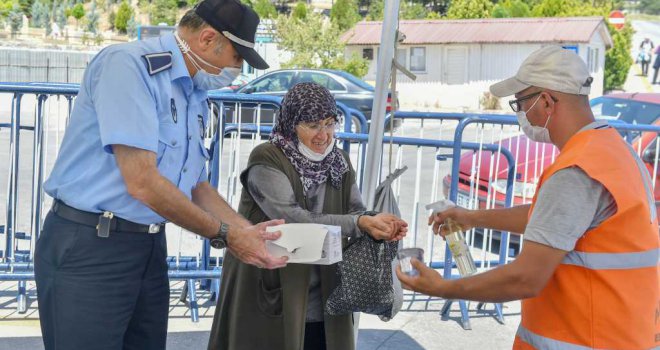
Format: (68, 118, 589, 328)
(291, 1, 306, 20)
(252, 0, 276, 19)
(331, 0, 360, 31)
(531, 0, 607, 17)
(604, 23, 633, 91)
(446, 0, 493, 19)
(9, 3, 24, 34)
(71, 2, 84, 20)
(366, 0, 382, 20)
(93, 32, 103, 45)
(18, 0, 34, 17)
(30, 0, 50, 28)
(55, 0, 68, 28)
(639, 0, 660, 15)
(127, 14, 138, 38)
(107, 9, 115, 30)
(86, 0, 99, 33)
(149, 0, 177, 25)
(0, 0, 13, 19)
(400, 2, 427, 19)
(492, 0, 531, 17)
(276, 12, 370, 78)
(115, 0, 132, 32)
(426, 11, 442, 19)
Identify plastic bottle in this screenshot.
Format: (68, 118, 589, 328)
(426, 200, 477, 276)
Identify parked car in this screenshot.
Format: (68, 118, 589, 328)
(217, 73, 252, 92)
(442, 93, 660, 255)
(219, 69, 400, 133)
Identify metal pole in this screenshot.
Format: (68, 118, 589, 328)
(361, 0, 400, 210)
(353, 0, 400, 345)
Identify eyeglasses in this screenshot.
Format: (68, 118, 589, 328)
(508, 91, 558, 113)
(508, 91, 541, 113)
(298, 120, 339, 133)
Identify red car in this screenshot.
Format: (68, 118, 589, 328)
(443, 93, 660, 251)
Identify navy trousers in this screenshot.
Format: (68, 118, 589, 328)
(35, 210, 169, 350)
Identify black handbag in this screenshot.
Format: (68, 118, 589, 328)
(325, 167, 407, 320)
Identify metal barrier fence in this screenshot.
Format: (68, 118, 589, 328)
(1, 82, 659, 330)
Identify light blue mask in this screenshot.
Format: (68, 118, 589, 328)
(175, 32, 241, 91)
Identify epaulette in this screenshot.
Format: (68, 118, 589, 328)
(142, 51, 173, 76)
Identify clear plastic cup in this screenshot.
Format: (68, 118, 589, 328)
(398, 248, 424, 277)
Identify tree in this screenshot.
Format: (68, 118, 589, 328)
(18, 0, 34, 17)
(252, 0, 276, 19)
(331, 0, 360, 31)
(446, 0, 493, 19)
(150, 0, 177, 25)
(8, 3, 23, 37)
(86, 0, 99, 33)
(366, 0, 383, 20)
(291, 1, 306, 20)
(400, 2, 427, 19)
(54, 0, 68, 28)
(531, 0, 603, 17)
(30, 0, 50, 28)
(107, 9, 115, 30)
(604, 23, 633, 91)
(492, 0, 531, 17)
(639, 0, 660, 15)
(115, 0, 132, 32)
(276, 12, 369, 77)
(127, 14, 138, 38)
(71, 2, 84, 26)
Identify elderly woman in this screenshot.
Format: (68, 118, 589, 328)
(208, 82, 407, 350)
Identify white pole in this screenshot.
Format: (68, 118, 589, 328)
(362, 0, 400, 209)
(354, 0, 400, 347)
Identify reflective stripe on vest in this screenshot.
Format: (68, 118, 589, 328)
(517, 326, 600, 350)
(562, 248, 660, 270)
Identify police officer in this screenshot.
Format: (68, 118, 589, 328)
(35, 0, 287, 349)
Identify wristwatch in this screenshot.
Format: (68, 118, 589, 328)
(210, 222, 230, 249)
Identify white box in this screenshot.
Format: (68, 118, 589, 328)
(266, 224, 342, 265)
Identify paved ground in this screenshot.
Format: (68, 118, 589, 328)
(0, 280, 520, 350)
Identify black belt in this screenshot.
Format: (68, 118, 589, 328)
(52, 200, 165, 234)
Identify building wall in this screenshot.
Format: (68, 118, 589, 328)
(0, 47, 96, 83)
(346, 37, 608, 110)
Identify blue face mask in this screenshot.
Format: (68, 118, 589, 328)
(175, 32, 241, 91)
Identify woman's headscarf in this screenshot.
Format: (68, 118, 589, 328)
(270, 82, 349, 193)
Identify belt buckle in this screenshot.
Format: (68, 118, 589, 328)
(148, 223, 161, 234)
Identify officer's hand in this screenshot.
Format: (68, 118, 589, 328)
(395, 258, 446, 297)
(428, 206, 473, 237)
(227, 219, 288, 269)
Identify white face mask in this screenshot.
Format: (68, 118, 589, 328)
(174, 32, 241, 91)
(516, 95, 553, 144)
(298, 141, 334, 162)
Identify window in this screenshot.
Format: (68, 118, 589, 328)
(249, 72, 295, 92)
(363, 48, 374, 60)
(297, 72, 345, 91)
(587, 47, 600, 73)
(410, 47, 426, 72)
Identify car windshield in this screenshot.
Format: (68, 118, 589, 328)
(328, 70, 374, 91)
(591, 97, 660, 125)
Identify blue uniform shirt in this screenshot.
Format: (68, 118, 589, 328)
(44, 33, 211, 224)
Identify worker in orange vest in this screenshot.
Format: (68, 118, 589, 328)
(397, 45, 660, 350)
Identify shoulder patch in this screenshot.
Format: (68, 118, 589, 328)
(142, 51, 173, 76)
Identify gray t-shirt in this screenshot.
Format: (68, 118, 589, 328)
(246, 164, 366, 323)
(525, 122, 655, 251)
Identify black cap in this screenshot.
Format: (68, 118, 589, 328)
(195, 0, 269, 70)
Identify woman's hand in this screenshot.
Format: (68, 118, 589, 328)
(358, 213, 408, 241)
(428, 206, 474, 237)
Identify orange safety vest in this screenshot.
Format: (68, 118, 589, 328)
(514, 128, 660, 350)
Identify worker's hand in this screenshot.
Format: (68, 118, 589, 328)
(428, 206, 473, 237)
(395, 258, 446, 297)
(227, 219, 288, 269)
(359, 213, 408, 241)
